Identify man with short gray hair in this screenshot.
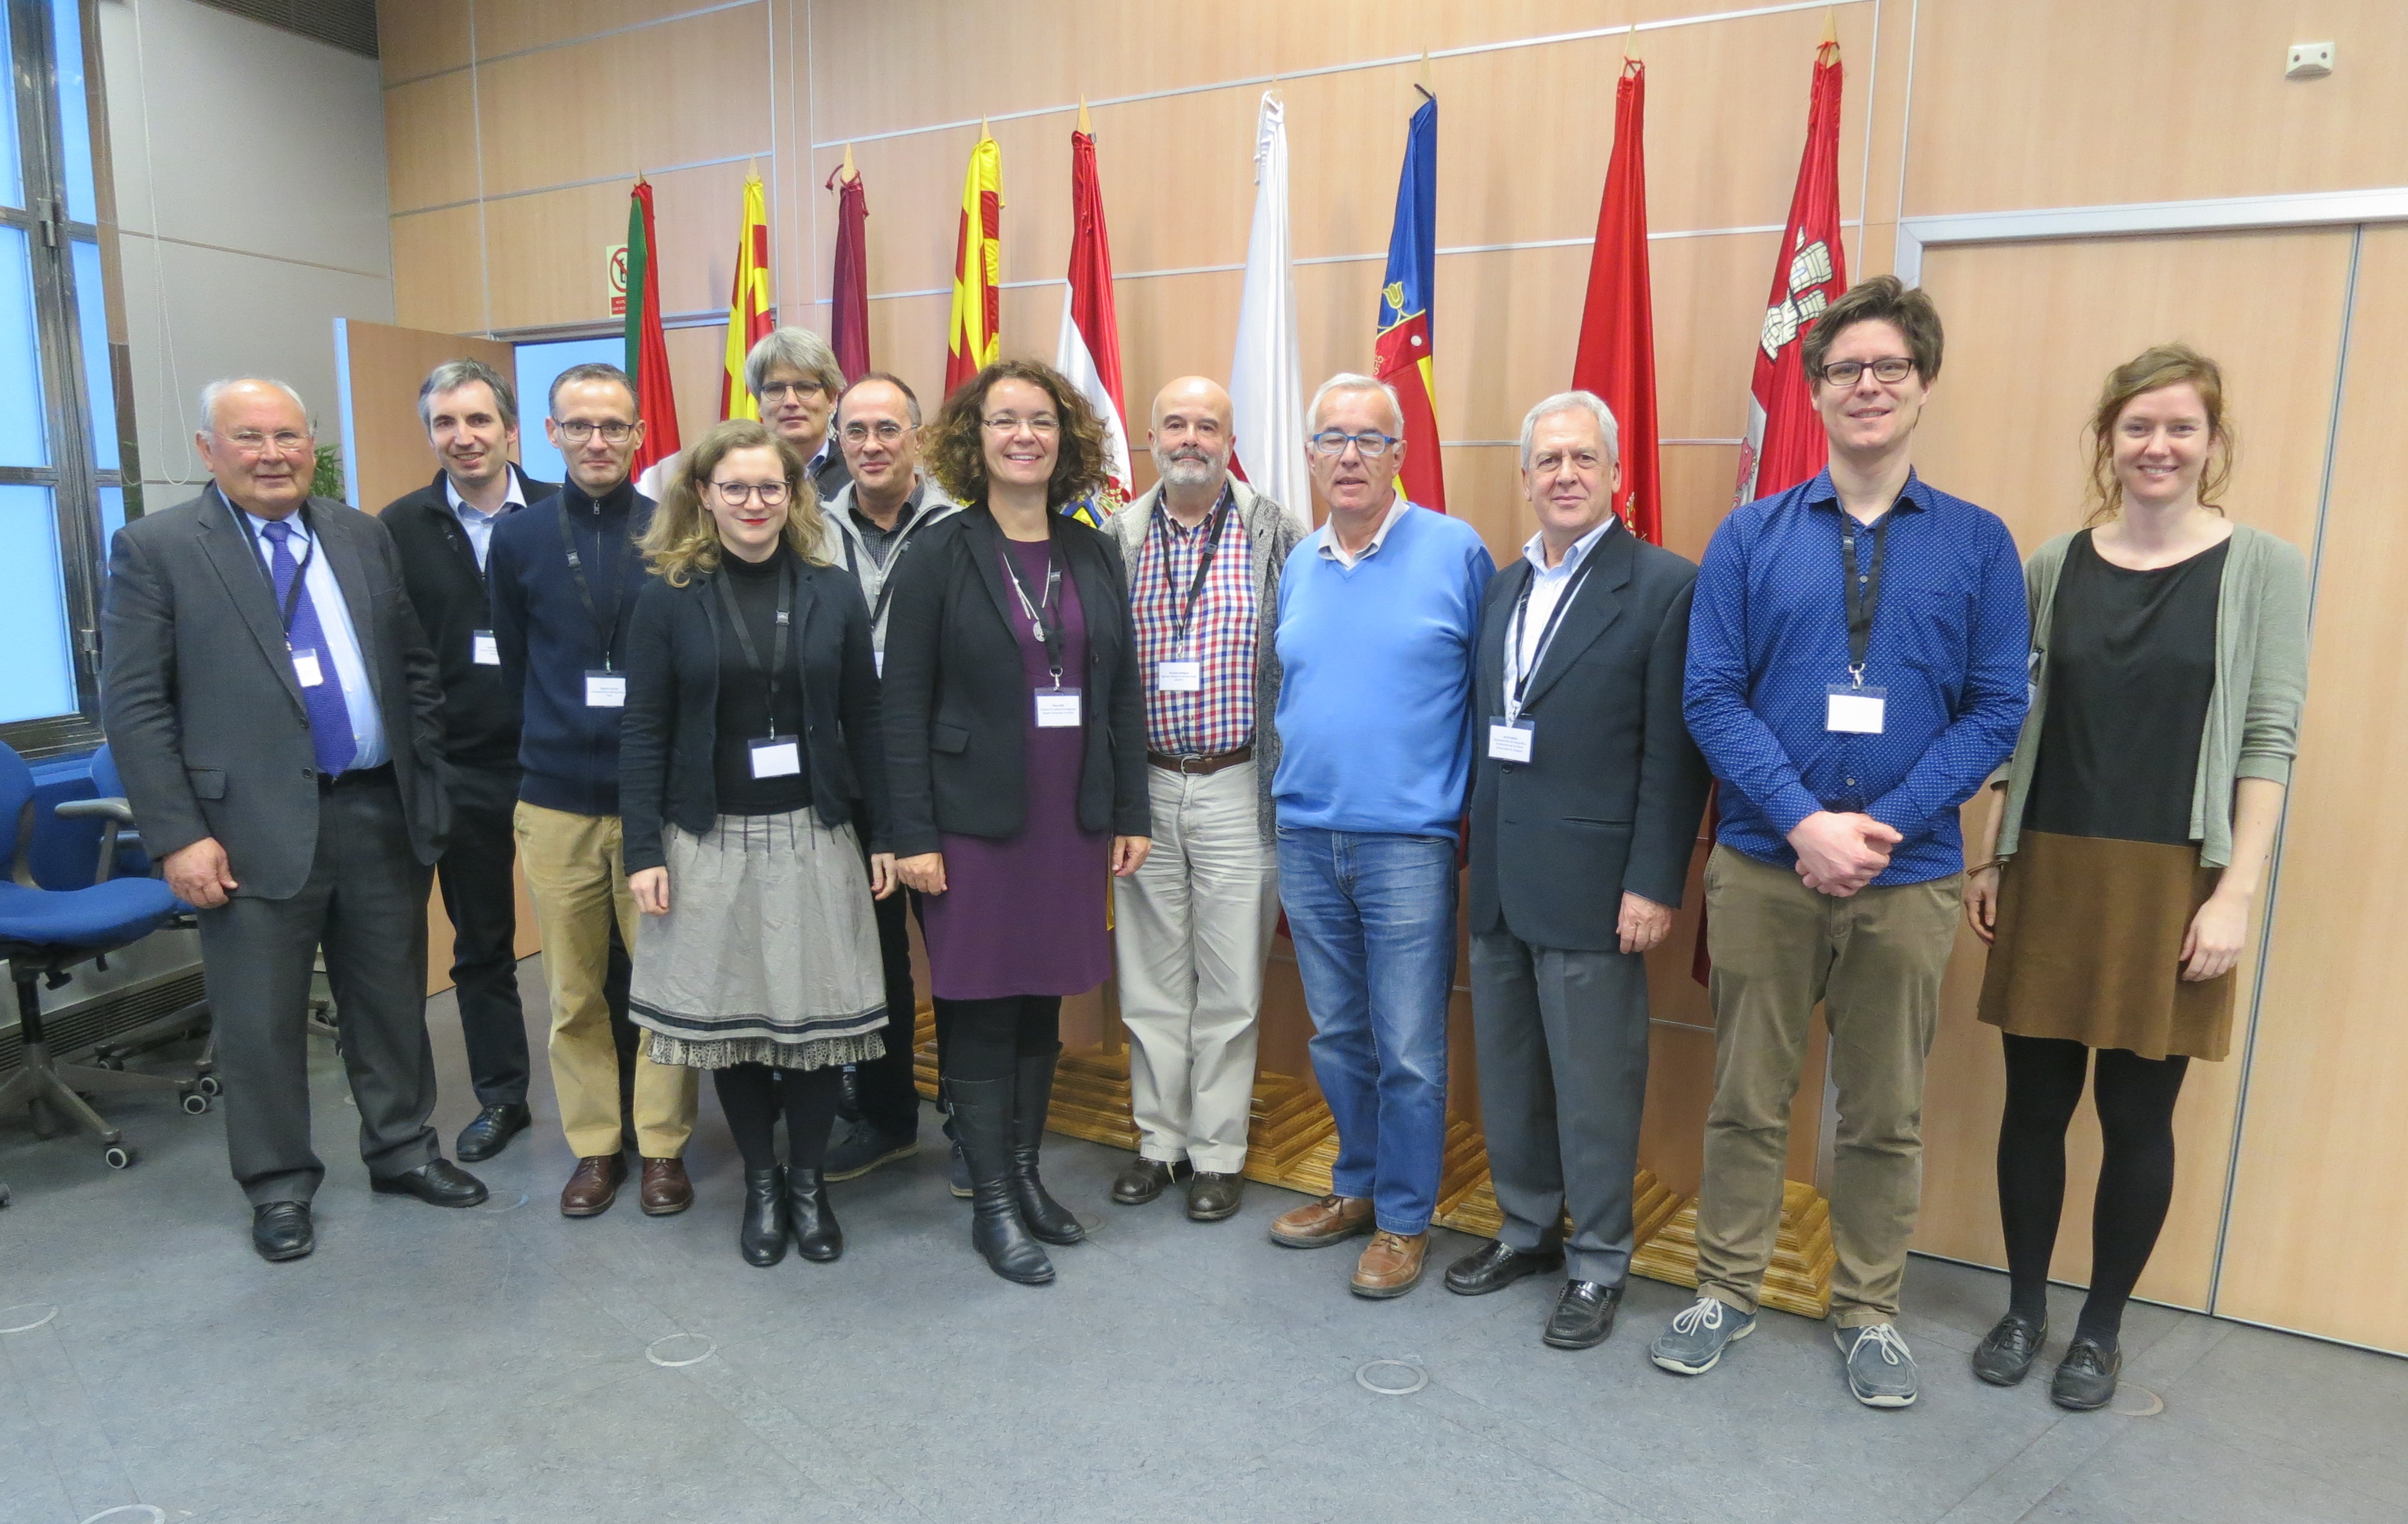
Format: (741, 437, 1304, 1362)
(637, 326, 850, 503)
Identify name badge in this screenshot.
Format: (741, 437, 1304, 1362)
(1155, 660, 1202, 692)
(291, 647, 325, 688)
(1487, 716, 1534, 763)
(1034, 688, 1084, 728)
(471, 630, 501, 666)
(1826, 684, 1887, 734)
(585, 670, 627, 708)
(749, 737, 802, 779)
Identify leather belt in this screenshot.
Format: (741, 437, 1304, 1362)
(316, 763, 395, 793)
(1147, 745, 1253, 776)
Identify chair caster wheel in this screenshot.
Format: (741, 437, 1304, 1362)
(181, 1091, 211, 1115)
(197, 1074, 223, 1097)
(102, 1144, 137, 1170)
(96, 1055, 125, 1071)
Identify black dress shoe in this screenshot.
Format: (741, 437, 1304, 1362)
(1972, 1312, 2048, 1387)
(1186, 1171, 1244, 1221)
(2051, 1337, 2122, 1411)
(253, 1201, 315, 1262)
(1443, 1239, 1564, 1296)
(1111, 1156, 1190, 1205)
(787, 1167, 843, 1263)
(739, 1167, 788, 1267)
(1542, 1279, 1623, 1349)
(454, 1103, 532, 1163)
(371, 1158, 490, 1208)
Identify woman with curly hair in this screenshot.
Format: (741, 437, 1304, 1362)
(620, 418, 895, 1267)
(881, 359, 1152, 1284)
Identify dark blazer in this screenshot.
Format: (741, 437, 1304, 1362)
(380, 464, 557, 769)
(880, 506, 1149, 856)
(619, 552, 888, 874)
(1468, 522, 1711, 952)
(100, 485, 451, 899)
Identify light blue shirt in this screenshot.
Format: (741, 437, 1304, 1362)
(443, 470, 527, 572)
(235, 500, 389, 769)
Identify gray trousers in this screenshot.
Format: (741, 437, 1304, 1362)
(195, 775, 441, 1206)
(1468, 930, 1651, 1286)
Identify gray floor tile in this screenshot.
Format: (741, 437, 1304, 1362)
(2018, 1411, 2403, 1523)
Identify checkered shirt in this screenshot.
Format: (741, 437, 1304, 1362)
(1129, 489, 1257, 755)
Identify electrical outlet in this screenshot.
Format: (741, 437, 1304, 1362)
(2287, 42, 2334, 80)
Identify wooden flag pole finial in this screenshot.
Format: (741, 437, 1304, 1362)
(1822, 7, 1838, 45)
(1415, 48, 1433, 101)
(841, 142, 855, 181)
(980, 115, 990, 140)
(1078, 96, 1092, 135)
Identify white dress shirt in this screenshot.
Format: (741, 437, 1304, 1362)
(442, 468, 528, 572)
(1315, 496, 1412, 569)
(236, 501, 388, 768)
(1504, 517, 1618, 721)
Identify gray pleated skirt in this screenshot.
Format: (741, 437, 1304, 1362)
(629, 808, 888, 1072)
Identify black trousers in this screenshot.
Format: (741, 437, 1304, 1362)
(850, 883, 923, 1134)
(195, 774, 441, 1205)
(433, 762, 531, 1106)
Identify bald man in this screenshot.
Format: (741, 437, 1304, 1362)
(1102, 377, 1308, 1221)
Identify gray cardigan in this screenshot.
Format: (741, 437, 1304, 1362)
(1105, 476, 1309, 840)
(1994, 521, 2308, 868)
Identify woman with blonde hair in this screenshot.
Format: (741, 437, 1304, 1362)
(621, 418, 895, 1267)
(1963, 345, 2307, 1408)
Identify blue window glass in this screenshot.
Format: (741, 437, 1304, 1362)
(514, 336, 624, 487)
(0, 484, 78, 723)
(71, 238, 115, 470)
(0, 11, 20, 209)
(50, 0, 95, 224)
(99, 483, 124, 550)
(0, 225, 51, 467)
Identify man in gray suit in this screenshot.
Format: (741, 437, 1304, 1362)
(1445, 391, 1710, 1346)
(102, 377, 489, 1262)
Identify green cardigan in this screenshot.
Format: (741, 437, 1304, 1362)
(1993, 521, 2309, 869)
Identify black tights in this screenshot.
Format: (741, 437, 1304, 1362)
(1997, 1032, 2190, 1349)
(712, 1063, 843, 1173)
(935, 995, 1061, 1083)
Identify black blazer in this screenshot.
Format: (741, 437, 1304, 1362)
(1467, 523, 1712, 952)
(880, 507, 1150, 856)
(618, 553, 888, 874)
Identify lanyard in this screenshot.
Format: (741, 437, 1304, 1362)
(558, 499, 626, 670)
(1000, 542, 1066, 686)
(1157, 492, 1234, 650)
(1505, 552, 1599, 717)
(1841, 514, 1889, 687)
(231, 496, 318, 640)
(712, 558, 796, 738)
(846, 496, 926, 629)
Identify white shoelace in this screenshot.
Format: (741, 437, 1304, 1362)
(1850, 1323, 1913, 1366)
(1670, 1298, 1727, 1335)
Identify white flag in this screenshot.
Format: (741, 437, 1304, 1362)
(1229, 92, 1308, 523)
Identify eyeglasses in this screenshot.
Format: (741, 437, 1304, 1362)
(841, 421, 911, 444)
(555, 420, 635, 444)
(982, 414, 1060, 436)
(709, 480, 790, 506)
(1816, 357, 1916, 388)
(1307, 430, 1400, 459)
(218, 429, 312, 458)
(758, 380, 829, 403)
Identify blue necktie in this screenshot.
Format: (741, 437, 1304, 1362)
(261, 520, 359, 776)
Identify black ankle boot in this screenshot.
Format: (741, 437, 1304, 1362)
(740, 1167, 788, 1267)
(785, 1167, 842, 1262)
(948, 1075, 1054, 1285)
(1009, 1048, 1084, 1246)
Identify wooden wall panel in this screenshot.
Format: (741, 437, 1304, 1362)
(383, 70, 482, 215)
(391, 205, 487, 336)
(472, 0, 747, 61)
(481, 159, 757, 330)
(336, 317, 518, 517)
(379, 0, 470, 84)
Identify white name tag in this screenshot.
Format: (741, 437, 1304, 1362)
(585, 671, 627, 708)
(1155, 660, 1202, 692)
(291, 648, 325, 688)
(748, 737, 802, 778)
(1487, 717, 1533, 763)
(1826, 685, 1887, 734)
(471, 630, 501, 666)
(1034, 688, 1084, 728)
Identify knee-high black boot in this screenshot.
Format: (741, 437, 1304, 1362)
(949, 1074, 1054, 1284)
(1010, 1048, 1084, 1246)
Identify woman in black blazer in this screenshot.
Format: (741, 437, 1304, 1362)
(882, 358, 1151, 1285)
(621, 418, 895, 1269)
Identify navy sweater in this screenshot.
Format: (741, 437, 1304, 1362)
(488, 477, 655, 815)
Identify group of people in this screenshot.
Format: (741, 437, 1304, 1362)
(93, 273, 2305, 1417)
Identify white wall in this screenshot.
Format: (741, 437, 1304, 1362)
(97, 0, 394, 504)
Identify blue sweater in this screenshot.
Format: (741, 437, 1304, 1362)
(488, 479, 656, 816)
(1273, 505, 1495, 838)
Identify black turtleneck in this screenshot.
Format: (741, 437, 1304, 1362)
(711, 540, 813, 816)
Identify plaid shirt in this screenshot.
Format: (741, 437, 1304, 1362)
(1130, 488, 1257, 755)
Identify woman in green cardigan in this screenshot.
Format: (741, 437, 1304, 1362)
(1961, 344, 2307, 1412)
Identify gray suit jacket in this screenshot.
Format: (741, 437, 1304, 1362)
(101, 485, 451, 899)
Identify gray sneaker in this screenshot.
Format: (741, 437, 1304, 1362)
(1649, 1296, 1756, 1375)
(1835, 1322, 1919, 1408)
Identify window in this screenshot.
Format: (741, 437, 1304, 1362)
(0, 0, 127, 757)
(513, 336, 626, 488)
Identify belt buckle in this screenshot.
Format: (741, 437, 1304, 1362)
(1177, 752, 1209, 773)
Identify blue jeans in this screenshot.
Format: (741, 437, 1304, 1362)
(1275, 827, 1457, 1235)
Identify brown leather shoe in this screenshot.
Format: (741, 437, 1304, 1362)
(1350, 1230, 1430, 1299)
(1186, 1171, 1245, 1222)
(640, 1157, 693, 1216)
(1268, 1192, 1374, 1248)
(559, 1154, 626, 1217)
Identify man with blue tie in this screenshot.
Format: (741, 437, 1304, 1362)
(102, 377, 488, 1262)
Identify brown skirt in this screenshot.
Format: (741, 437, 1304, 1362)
(1978, 829, 2237, 1061)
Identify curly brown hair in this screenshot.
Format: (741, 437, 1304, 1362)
(923, 359, 1108, 510)
(640, 419, 829, 587)
(2083, 343, 2233, 526)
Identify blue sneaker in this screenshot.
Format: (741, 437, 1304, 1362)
(1835, 1322, 1920, 1408)
(1649, 1296, 1756, 1375)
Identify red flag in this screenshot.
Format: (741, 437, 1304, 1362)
(828, 158, 870, 385)
(946, 136, 1004, 395)
(624, 178, 681, 477)
(1373, 94, 1445, 511)
(1733, 39, 1847, 508)
(1570, 58, 1661, 545)
(1054, 119, 1131, 524)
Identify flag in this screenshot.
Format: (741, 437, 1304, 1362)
(1734, 38, 1847, 508)
(946, 133, 1004, 397)
(1570, 59, 1662, 546)
(1054, 117, 1130, 527)
(827, 156, 870, 384)
(717, 173, 775, 421)
(624, 177, 681, 478)
(1373, 92, 1445, 512)
(1228, 92, 1307, 523)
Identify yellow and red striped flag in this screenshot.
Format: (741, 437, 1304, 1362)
(718, 173, 775, 421)
(945, 134, 1003, 397)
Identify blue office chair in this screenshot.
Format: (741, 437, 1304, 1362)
(0, 740, 207, 1171)
(68, 746, 216, 1083)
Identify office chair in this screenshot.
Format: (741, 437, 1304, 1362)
(0, 740, 207, 1171)
(65, 746, 218, 1087)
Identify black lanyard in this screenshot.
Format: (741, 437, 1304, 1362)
(1155, 491, 1234, 650)
(1841, 514, 1889, 685)
(845, 495, 926, 629)
(1506, 550, 1599, 714)
(231, 495, 318, 640)
(712, 558, 796, 738)
(1000, 541, 1066, 686)
(558, 499, 627, 670)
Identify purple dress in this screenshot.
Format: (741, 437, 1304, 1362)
(920, 537, 1113, 1000)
